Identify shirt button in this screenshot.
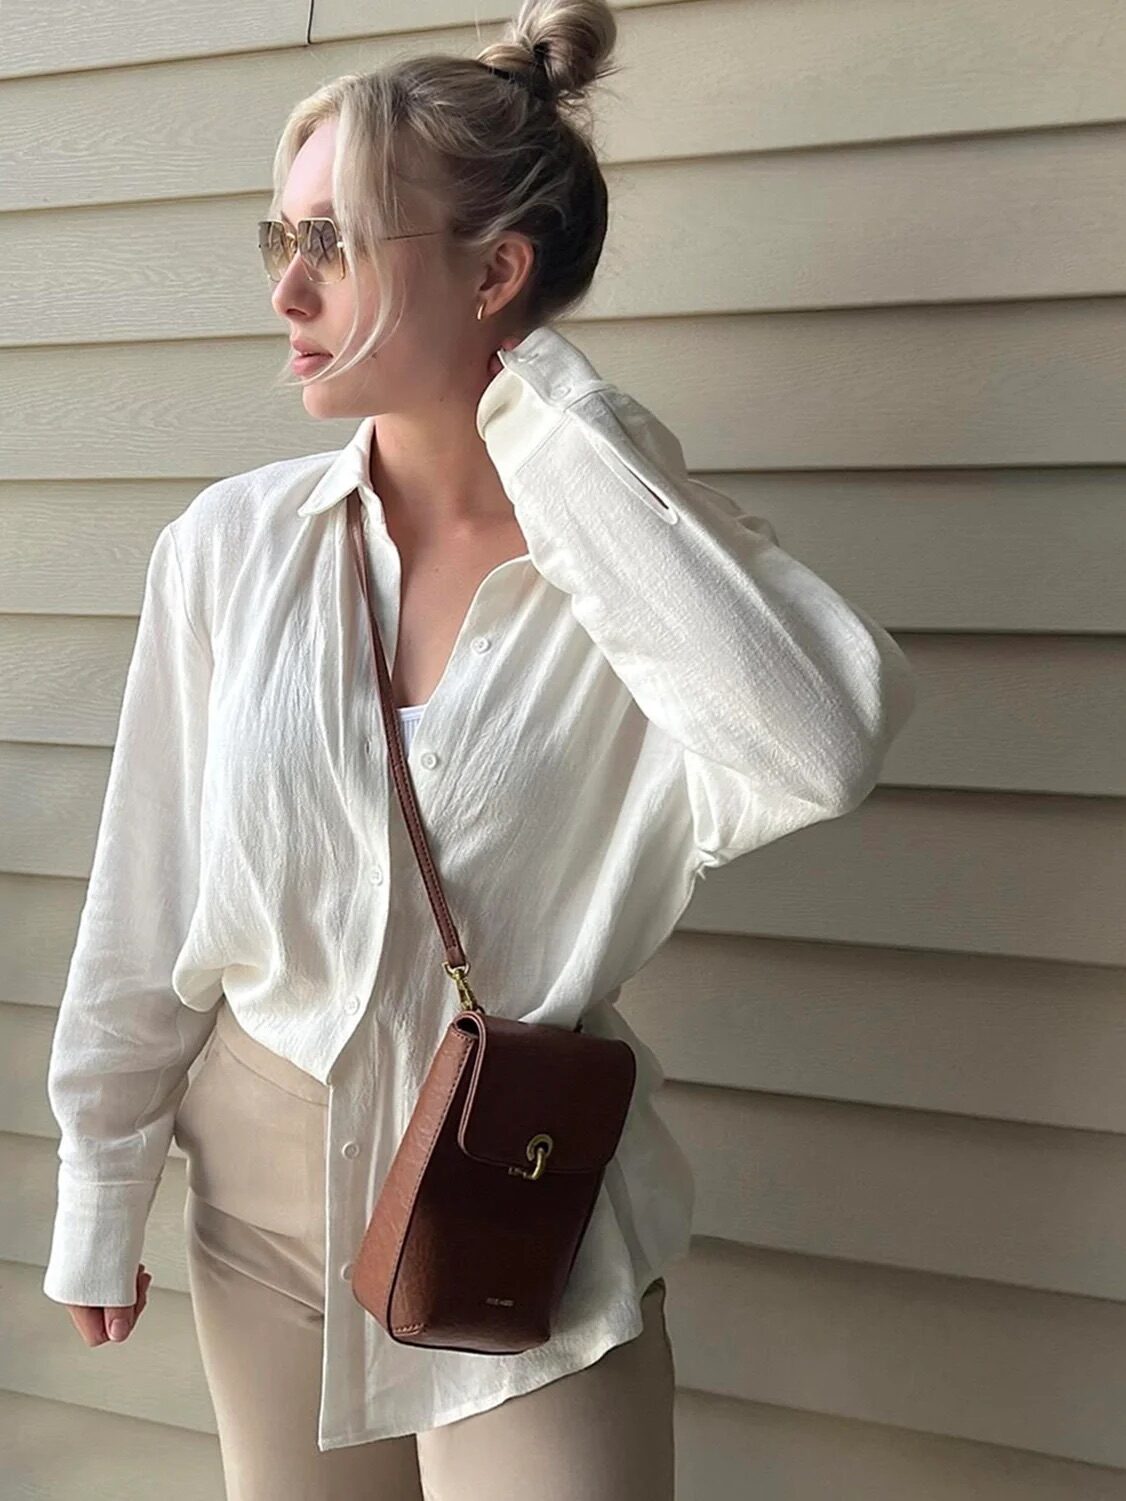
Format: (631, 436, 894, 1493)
(548, 381, 569, 401)
(470, 635, 491, 653)
(419, 750, 439, 770)
(341, 1262, 354, 1281)
(363, 736, 374, 756)
(369, 866, 384, 885)
(342, 1140, 360, 1159)
(345, 996, 362, 1015)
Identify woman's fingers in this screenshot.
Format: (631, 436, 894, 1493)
(108, 1262, 152, 1337)
(102, 1301, 136, 1343)
(64, 1262, 152, 1347)
(67, 1304, 110, 1347)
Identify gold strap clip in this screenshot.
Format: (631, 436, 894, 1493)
(444, 961, 482, 1014)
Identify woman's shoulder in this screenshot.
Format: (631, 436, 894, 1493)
(174, 446, 339, 542)
(161, 445, 341, 634)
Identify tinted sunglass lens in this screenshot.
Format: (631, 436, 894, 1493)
(258, 221, 290, 281)
(300, 220, 343, 282)
(258, 220, 343, 282)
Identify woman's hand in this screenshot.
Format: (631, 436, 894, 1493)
(64, 1262, 152, 1347)
(486, 334, 525, 382)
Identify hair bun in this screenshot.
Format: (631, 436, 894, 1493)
(521, 39, 557, 102)
(482, 0, 618, 109)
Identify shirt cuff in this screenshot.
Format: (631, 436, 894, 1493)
(41, 1170, 158, 1308)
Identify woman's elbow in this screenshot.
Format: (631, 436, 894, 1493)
(823, 646, 918, 814)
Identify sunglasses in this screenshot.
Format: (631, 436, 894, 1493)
(257, 218, 443, 284)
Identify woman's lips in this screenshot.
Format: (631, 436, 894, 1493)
(292, 352, 331, 373)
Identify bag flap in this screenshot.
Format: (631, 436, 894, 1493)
(453, 1012, 636, 1175)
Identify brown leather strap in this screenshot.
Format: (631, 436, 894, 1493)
(345, 487, 469, 974)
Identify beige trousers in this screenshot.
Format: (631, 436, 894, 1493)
(173, 998, 676, 1500)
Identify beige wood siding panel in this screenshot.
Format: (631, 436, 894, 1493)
(8, 616, 1126, 795)
(0, 1389, 222, 1501)
(883, 634, 1126, 795)
(2, 0, 680, 82)
(569, 305, 1126, 468)
(6, 306, 1126, 484)
(674, 1387, 1126, 1501)
(313, 0, 696, 43)
(623, 933, 1126, 1134)
(314, 0, 1126, 150)
(0, 41, 354, 212)
(3, 1260, 216, 1437)
(11, 125, 1126, 350)
(6, 1, 1126, 213)
(597, 123, 1126, 316)
(324, 0, 679, 27)
(0, 11, 713, 213)
(4, 1004, 69, 1137)
(690, 789, 1126, 967)
(665, 1240, 1126, 1471)
(2, 1, 307, 80)
(0, 485, 210, 616)
(658, 1082, 1126, 1302)
(0, 872, 85, 1008)
(0, 744, 109, 880)
(738, 469, 1126, 635)
(5, 470, 1124, 633)
(0, 617, 138, 746)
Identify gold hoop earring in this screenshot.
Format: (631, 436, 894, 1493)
(476, 302, 485, 321)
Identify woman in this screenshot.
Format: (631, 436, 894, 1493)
(41, 1, 917, 1496)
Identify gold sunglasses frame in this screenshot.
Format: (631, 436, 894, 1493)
(257, 217, 444, 283)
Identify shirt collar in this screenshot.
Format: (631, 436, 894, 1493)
(296, 414, 382, 521)
(295, 325, 600, 524)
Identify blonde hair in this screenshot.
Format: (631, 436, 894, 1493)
(267, 0, 620, 391)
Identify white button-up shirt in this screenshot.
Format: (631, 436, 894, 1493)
(42, 324, 917, 1447)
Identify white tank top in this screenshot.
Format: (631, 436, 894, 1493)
(396, 702, 427, 756)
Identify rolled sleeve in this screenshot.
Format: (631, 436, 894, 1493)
(481, 362, 917, 871)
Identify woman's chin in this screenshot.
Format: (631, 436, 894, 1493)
(299, 382, 357, 418)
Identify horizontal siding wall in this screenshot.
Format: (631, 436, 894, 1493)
(2, 2, 1125, 1496)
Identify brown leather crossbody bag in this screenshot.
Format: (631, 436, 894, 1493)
(343, 488, 638, 1354)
